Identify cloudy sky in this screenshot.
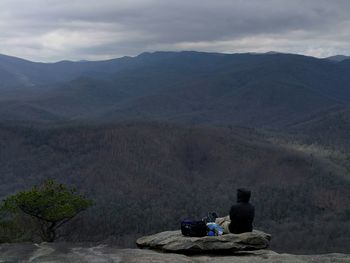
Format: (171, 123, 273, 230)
(0, 0, 349, 62)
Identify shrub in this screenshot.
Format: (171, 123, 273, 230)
(1, 179, 93, 242)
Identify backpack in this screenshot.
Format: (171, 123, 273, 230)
(181, 220, 207, 237)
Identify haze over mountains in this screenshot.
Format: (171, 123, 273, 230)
(1, 51, 350, 129)
(0, 51, 349, 253)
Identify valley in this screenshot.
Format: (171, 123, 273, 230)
(0, 51, 349, 253)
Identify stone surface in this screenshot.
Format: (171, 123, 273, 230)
(136, 230, 271, 253)
(0, 243, 349, 263)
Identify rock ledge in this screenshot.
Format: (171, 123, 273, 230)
(0, 243, 349, 262)
(136, 230, 271, 254)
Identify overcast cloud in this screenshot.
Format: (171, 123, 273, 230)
(0, 0, 350, 61)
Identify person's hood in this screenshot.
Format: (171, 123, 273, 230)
(237, 188, 251, 203)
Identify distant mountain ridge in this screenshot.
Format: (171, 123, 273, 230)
(326, 55, 350, 62)
(1, 51, 350, 129)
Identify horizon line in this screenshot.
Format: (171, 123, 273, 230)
(0, 50, 348, 64)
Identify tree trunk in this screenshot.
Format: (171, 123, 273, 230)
(40, 222, 57, 242)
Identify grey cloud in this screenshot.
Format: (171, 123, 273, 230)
(0, 0, 350, 61)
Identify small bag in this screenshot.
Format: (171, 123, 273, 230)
(181, 220, 207, 237)
(206, 223, 224, 236)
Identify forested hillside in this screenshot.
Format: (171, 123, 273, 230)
(0, 123, 349, 253)
(286, 107, 350, 150)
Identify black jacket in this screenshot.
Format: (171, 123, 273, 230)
(229, 189, 255, 234)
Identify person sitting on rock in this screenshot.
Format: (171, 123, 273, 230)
(228, 188, 255, 234)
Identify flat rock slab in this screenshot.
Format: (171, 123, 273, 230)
(0, 243, 349, 263)
(136, 230, 271, 254)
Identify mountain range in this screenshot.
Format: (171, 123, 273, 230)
(1, 51, 350, 129)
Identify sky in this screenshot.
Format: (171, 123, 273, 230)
(0, 0, 350, 62)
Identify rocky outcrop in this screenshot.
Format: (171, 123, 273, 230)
(0, 243, 349, 262)
(136, 230, 271, 253)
